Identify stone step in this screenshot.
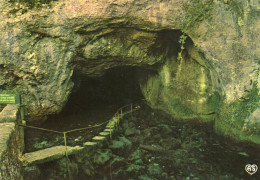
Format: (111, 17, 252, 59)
(92, 135, 106, 141)
(99, 131, 110, 136)
(22, 145, 83, 166)
(104, 128, 113, 132)
(83, 141, 98, 147)
(21, 108, 138, 167)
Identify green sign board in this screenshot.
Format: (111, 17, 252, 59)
(0, 94, 17, 104)
(0, 94, 24, 120)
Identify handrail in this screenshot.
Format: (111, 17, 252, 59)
(18, 99, 146, 157)
(18, 124, 64, 134)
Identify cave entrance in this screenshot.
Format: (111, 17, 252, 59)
(68, 66, 144, 112)
(25, 66, 145, 152)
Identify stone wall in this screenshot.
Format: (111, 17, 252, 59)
(0, 104, 23, 180)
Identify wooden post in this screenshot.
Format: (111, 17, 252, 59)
(64, 132, 68, 157)
(16, 94, 24, 120)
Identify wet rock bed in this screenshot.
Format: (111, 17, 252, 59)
(30, 103, 260, 180)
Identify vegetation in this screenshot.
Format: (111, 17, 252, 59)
(177, 33, 187, 62)
(183, 0, 214, 31)
(225, 0, 244, 18)
(176, 32, 187, 79)
(219, 80, 259, 140)
(8, 0, 58, 9)
(170, 98, 195, 118)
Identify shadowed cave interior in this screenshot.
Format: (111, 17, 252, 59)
(25, 66, 147, 152)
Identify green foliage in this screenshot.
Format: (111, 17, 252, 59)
(225, 0, 244, 18)
(170, 99, 194, 117)
(8, 0, 58, 9)
(93, 149, 112, 165)
(126, 164, 145, 173)
(209, 92, 222, 113)
(220, 81, 259, 136)
(177, 32, 187, 62)
(176, 32, 187, 78)
(232, 81, 258, 124)
(183, 0, 214, 30)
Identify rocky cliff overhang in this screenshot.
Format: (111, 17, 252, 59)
(0, 0, 259, 144)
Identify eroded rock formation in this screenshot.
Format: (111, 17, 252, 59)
(0, 0, 259, 144)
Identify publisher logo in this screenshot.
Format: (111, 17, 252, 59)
(245, 164, 258, 175)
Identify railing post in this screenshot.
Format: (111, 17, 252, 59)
(63, 132, 68, 157)
(16, 94, 24, 120)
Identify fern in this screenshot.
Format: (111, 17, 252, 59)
(176, 32, 187, 78)
(177, 33, 187, 62)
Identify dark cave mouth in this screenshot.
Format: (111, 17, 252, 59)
(67, 66, 145, 112)
(65, 28, 196, 118)
(25, 66, 147, 153)
(25, 66, 147, 152)
(46, 66, 147, 127)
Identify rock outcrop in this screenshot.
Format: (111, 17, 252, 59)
(139, 41, 223, 122)
(0, 0, 259, 144)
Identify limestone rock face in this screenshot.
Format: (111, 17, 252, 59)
(139, 43, 223, 122)
(0, 0, 259, 144)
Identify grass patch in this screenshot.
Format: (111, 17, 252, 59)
(170, 98, 195, 117)
(183, 0, 214, 31)
(219, 81, 259, 137)
(225, 0, 244, 18)
(8, 0, 58, 9)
